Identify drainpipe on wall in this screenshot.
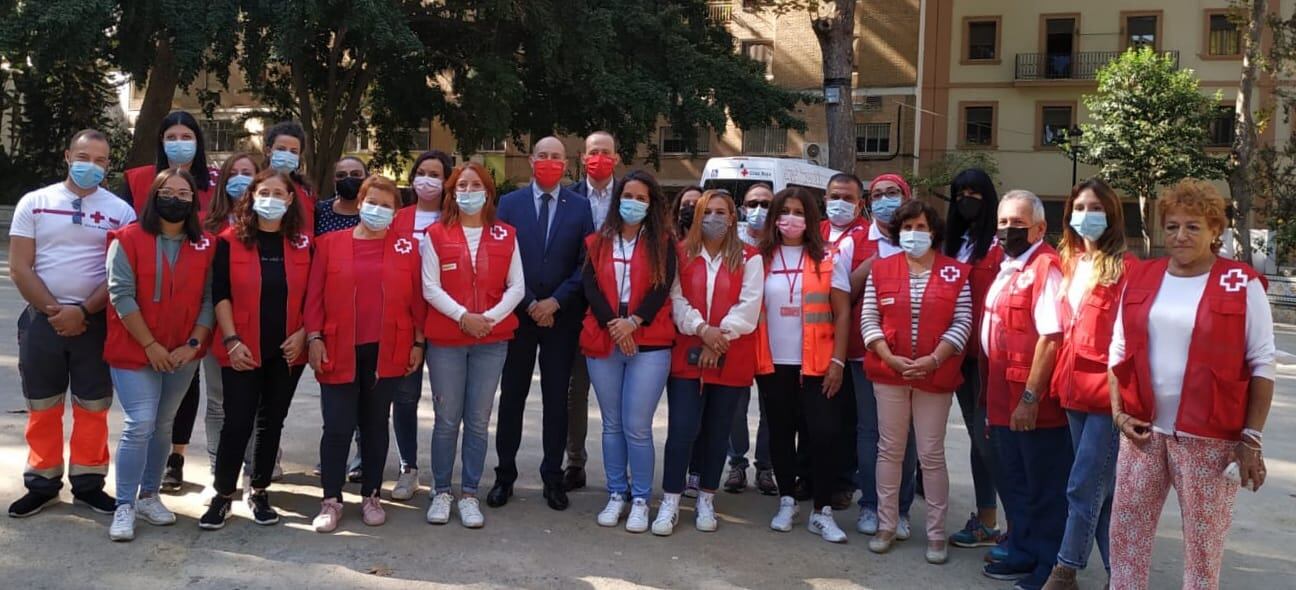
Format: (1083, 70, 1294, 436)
(913, 0, 928, 177)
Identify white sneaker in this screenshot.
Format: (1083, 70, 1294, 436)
(109, 504, 135, 542)
(809, 506, 848, 543)
(897, 514, 912, 540)
(426, 492, 453, 524)
(695, 491, 718, 532)
(597, 494, 627, 527)
(626, 498, 650, 533)
(391, 468, 419, 501)
(136, 496, 176, 526)
(652, 493, 680, 536)
(770, 496, 799, 532)
(857, 507, 879, 535)
(457, 497, 484, 529)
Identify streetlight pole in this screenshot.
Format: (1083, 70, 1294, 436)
(1068, 125, 1084, 187)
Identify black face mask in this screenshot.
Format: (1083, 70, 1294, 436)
(957, 197, 982, 222)
(997, 226, 1033, 258)
(335, 176, 364, 201)
(155, 196, 192, 223)
(677, 206, 695, 235)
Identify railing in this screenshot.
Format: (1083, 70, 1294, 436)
(707, 1, 734, 25)
(1014, 50, 1180, 81)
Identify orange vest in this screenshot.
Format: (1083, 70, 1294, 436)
(755, 251, 836, 376)
(580, 233, 677, 357)
(424, 221, 520, 346)
(670, 245, 759, 386)
(863, 253, 969, 392)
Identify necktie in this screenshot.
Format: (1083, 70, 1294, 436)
(538, 193, 553, 251)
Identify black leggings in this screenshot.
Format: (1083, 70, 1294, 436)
(213, 358, 304, 494)
(319, 344, 396, 500)
(662, 379, 745, 494)
(758, 364, 848, 510)
(171, 370, 201, 446)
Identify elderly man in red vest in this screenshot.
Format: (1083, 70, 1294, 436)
(979, 190, 1074, 590)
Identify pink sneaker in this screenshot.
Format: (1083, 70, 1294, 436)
(362, 495, 386, 526)
(312, 498, 343, 533)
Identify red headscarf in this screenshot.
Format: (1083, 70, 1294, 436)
(868, 173, 911, 199)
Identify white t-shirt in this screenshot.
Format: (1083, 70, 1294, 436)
(419, 225, 525, 323)
(669, 249, 764, 338)
(1108, 272, 1275, 436)
(412, 210, 440, 242)
(612, 232, 639, 304)
(868, 221, 904, 259)
(764, 245, 850, 365)
(980, 240, 1062, 354)
(9, 183, 136, 304)
(1065, 257, 1094, 311)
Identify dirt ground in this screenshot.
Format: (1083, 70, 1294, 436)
(0, 251, 1293, 589)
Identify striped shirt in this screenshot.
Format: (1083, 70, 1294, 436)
(860, 269, 974, 354)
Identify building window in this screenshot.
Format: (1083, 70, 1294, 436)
(401, 125, 431, 152)
(1124, 13, 1160, 51)
(961, 103, 996, 147)
(1039, 104, 1075, 147)
(855, 123, 891, 156)
(344, 130, 370, 153)
(202, 118, 244, 153)
(1207, 11, 1241, 57)
(854, 95, 883, 113)
(478, 136, 506, 153)
(660, 126, 710, 154)
(1208, 104, 1236, 148)
(964, 17, 1000, 62)
(742, 126, 787, 155)
(741, 40, 774, 79)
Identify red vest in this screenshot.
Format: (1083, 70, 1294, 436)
(211, 227, 312, 367)
(984, 243, 1066, 429)
(1051, 253, 1137, 414)
(1112, 257, 1255, 440)
(424, 221, 520, 346)
(669, 246, 759, 386)
(863, 253, 970, 392)
(125, 165, 215, 220)
(580, 233, 677, 358)
(311, 229, 424, 384)
(104, 225, 215, 369)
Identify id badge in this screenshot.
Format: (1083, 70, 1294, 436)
(779, 305, 801, 317)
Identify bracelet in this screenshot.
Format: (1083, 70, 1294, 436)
(412, 341, 426, 349)
(1241, 428, 1263, 443)
(222, 334, 242, 346)
(142, 340, 158, 350)
(307, 335, 324, 344)
(76, 303, 90, 318)
(227, 341, 245, 355)
(829, 358, 846, 368)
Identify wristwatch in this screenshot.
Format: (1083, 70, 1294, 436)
(1021, 388, 1039, 404)
(412, 341, 427, 350)
(186, 337, 201, 349)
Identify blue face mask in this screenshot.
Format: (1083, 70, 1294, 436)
(164, 140, 197, 165)
(253, 196, 289, 221)
(68, 161, 105, 190)
(619, 198, 649, 225)
(359, 203, 394, 231)
(456, 190, 487, 215)
(826, 199, 858, 227)
(269, 150, 299, 173)
(899, 230, 932, 258)
(225, 175, 252, 199)
(871, 196, 902, 224)
(1069, 210, 1108, 241)
(746, 206, 767, 228)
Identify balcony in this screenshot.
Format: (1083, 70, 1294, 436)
(707, 1, 734, 25)
(1014, 50, 1179, 82)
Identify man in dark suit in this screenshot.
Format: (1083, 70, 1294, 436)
(561, 131, 619, 492)
(489, 136, 595, 511)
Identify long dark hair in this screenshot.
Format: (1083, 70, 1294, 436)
(943, 168, 999, 262)
(232, 169, 303, 246)
(596, 169, 671, 287)
(759, 187, 826, 268)
(155, 111, 211, 191)
(206, 152, 261, 232)
(140, 168, 203, 242)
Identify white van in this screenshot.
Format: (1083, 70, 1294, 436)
(700, 157, 845, 203)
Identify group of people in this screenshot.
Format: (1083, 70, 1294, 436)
(6, 113, 1275, 590)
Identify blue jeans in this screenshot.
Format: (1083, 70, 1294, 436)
(393, 364, 423, 471)
(727, 387, 771, 470)
(993, 425, 1074, 587)
(110, 361, 200, 506)
(427, 342, 507, 495)
(587, 348, 670, 500)
(1057, 410, 1118, 571)
(852, 363, 916, 514)
(663, 379, 745, 493)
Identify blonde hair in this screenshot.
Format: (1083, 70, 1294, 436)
(1157, 179, 1228, 236)
(682, 190, 744, 272)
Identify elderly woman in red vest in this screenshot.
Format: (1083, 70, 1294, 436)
(1107, 180, 1274, 590)
(419, 162, 524, 529)
(860, 200, 972, 563)
(104, 168, 214, 541)
(199, 169, 310, 531)
(306, 175, 425, 533)
(652, 189, 763, 536)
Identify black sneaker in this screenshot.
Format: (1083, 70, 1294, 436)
(347, 466, 363, 483)
(755, 468, 778, 496)
(200, 495, 233, 530)
(723, 466, 748, 493)
(8, 491, 59, 518)
(983, 560, 1032, 582)
(161, 453, 184, 492)
(72, 489, 116, 514)
(247, 490, 280, 525)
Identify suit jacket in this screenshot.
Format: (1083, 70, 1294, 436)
(496, 183, 595, 326)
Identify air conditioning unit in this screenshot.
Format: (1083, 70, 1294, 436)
(803, 143, 829, 167)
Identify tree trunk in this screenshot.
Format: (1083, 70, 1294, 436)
(812, 1, 856, 172)
(1139, 186, 1154, 257)
(1228, 0, 1266, 268)
(125, 38, 179, 169)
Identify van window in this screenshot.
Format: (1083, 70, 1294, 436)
(785, 183, 827, 213)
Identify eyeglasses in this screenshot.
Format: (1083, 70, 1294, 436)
(334, 170, 365, 180)
(70, 196, 83, 225)
(870, 189, 903, 199)
(157, 189, 195, 200)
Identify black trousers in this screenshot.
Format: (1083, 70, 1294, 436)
(213, 357, 304, 494)
(319, 343, 396, 500)
(758, 364, 848, 510)
(494, 321, 580, 486)
(171, 370, 201, 446)
(663, 379, 745, 494)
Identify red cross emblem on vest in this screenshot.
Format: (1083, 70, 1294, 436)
(490, 225, 508, 241)
(291, 234, 310, 250)
(89, 211, 105, 224)
(394, 237, 413, 255)
(191, 236, 211, 251)
(1219, 268, 1248, 293)
(939, 265, 960, 283)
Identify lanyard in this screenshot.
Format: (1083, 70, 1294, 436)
(616, 232, 637, 304)
(775, 246, 803, 304)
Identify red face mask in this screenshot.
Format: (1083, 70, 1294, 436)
(584, 154, 615, 182)
(533, 159, 566, 188)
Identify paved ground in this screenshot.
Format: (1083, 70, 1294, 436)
(0, 246, 1292, 589)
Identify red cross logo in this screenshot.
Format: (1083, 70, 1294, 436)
(191, 236, 211, 251)
(394, 238, 413, 255)
(291, 234, 310, 250)
(490, 225, 509, 241)
(89, 211, 105, 224)
(1219, 268, 1248, 293)
(939, 266, 961, 283)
